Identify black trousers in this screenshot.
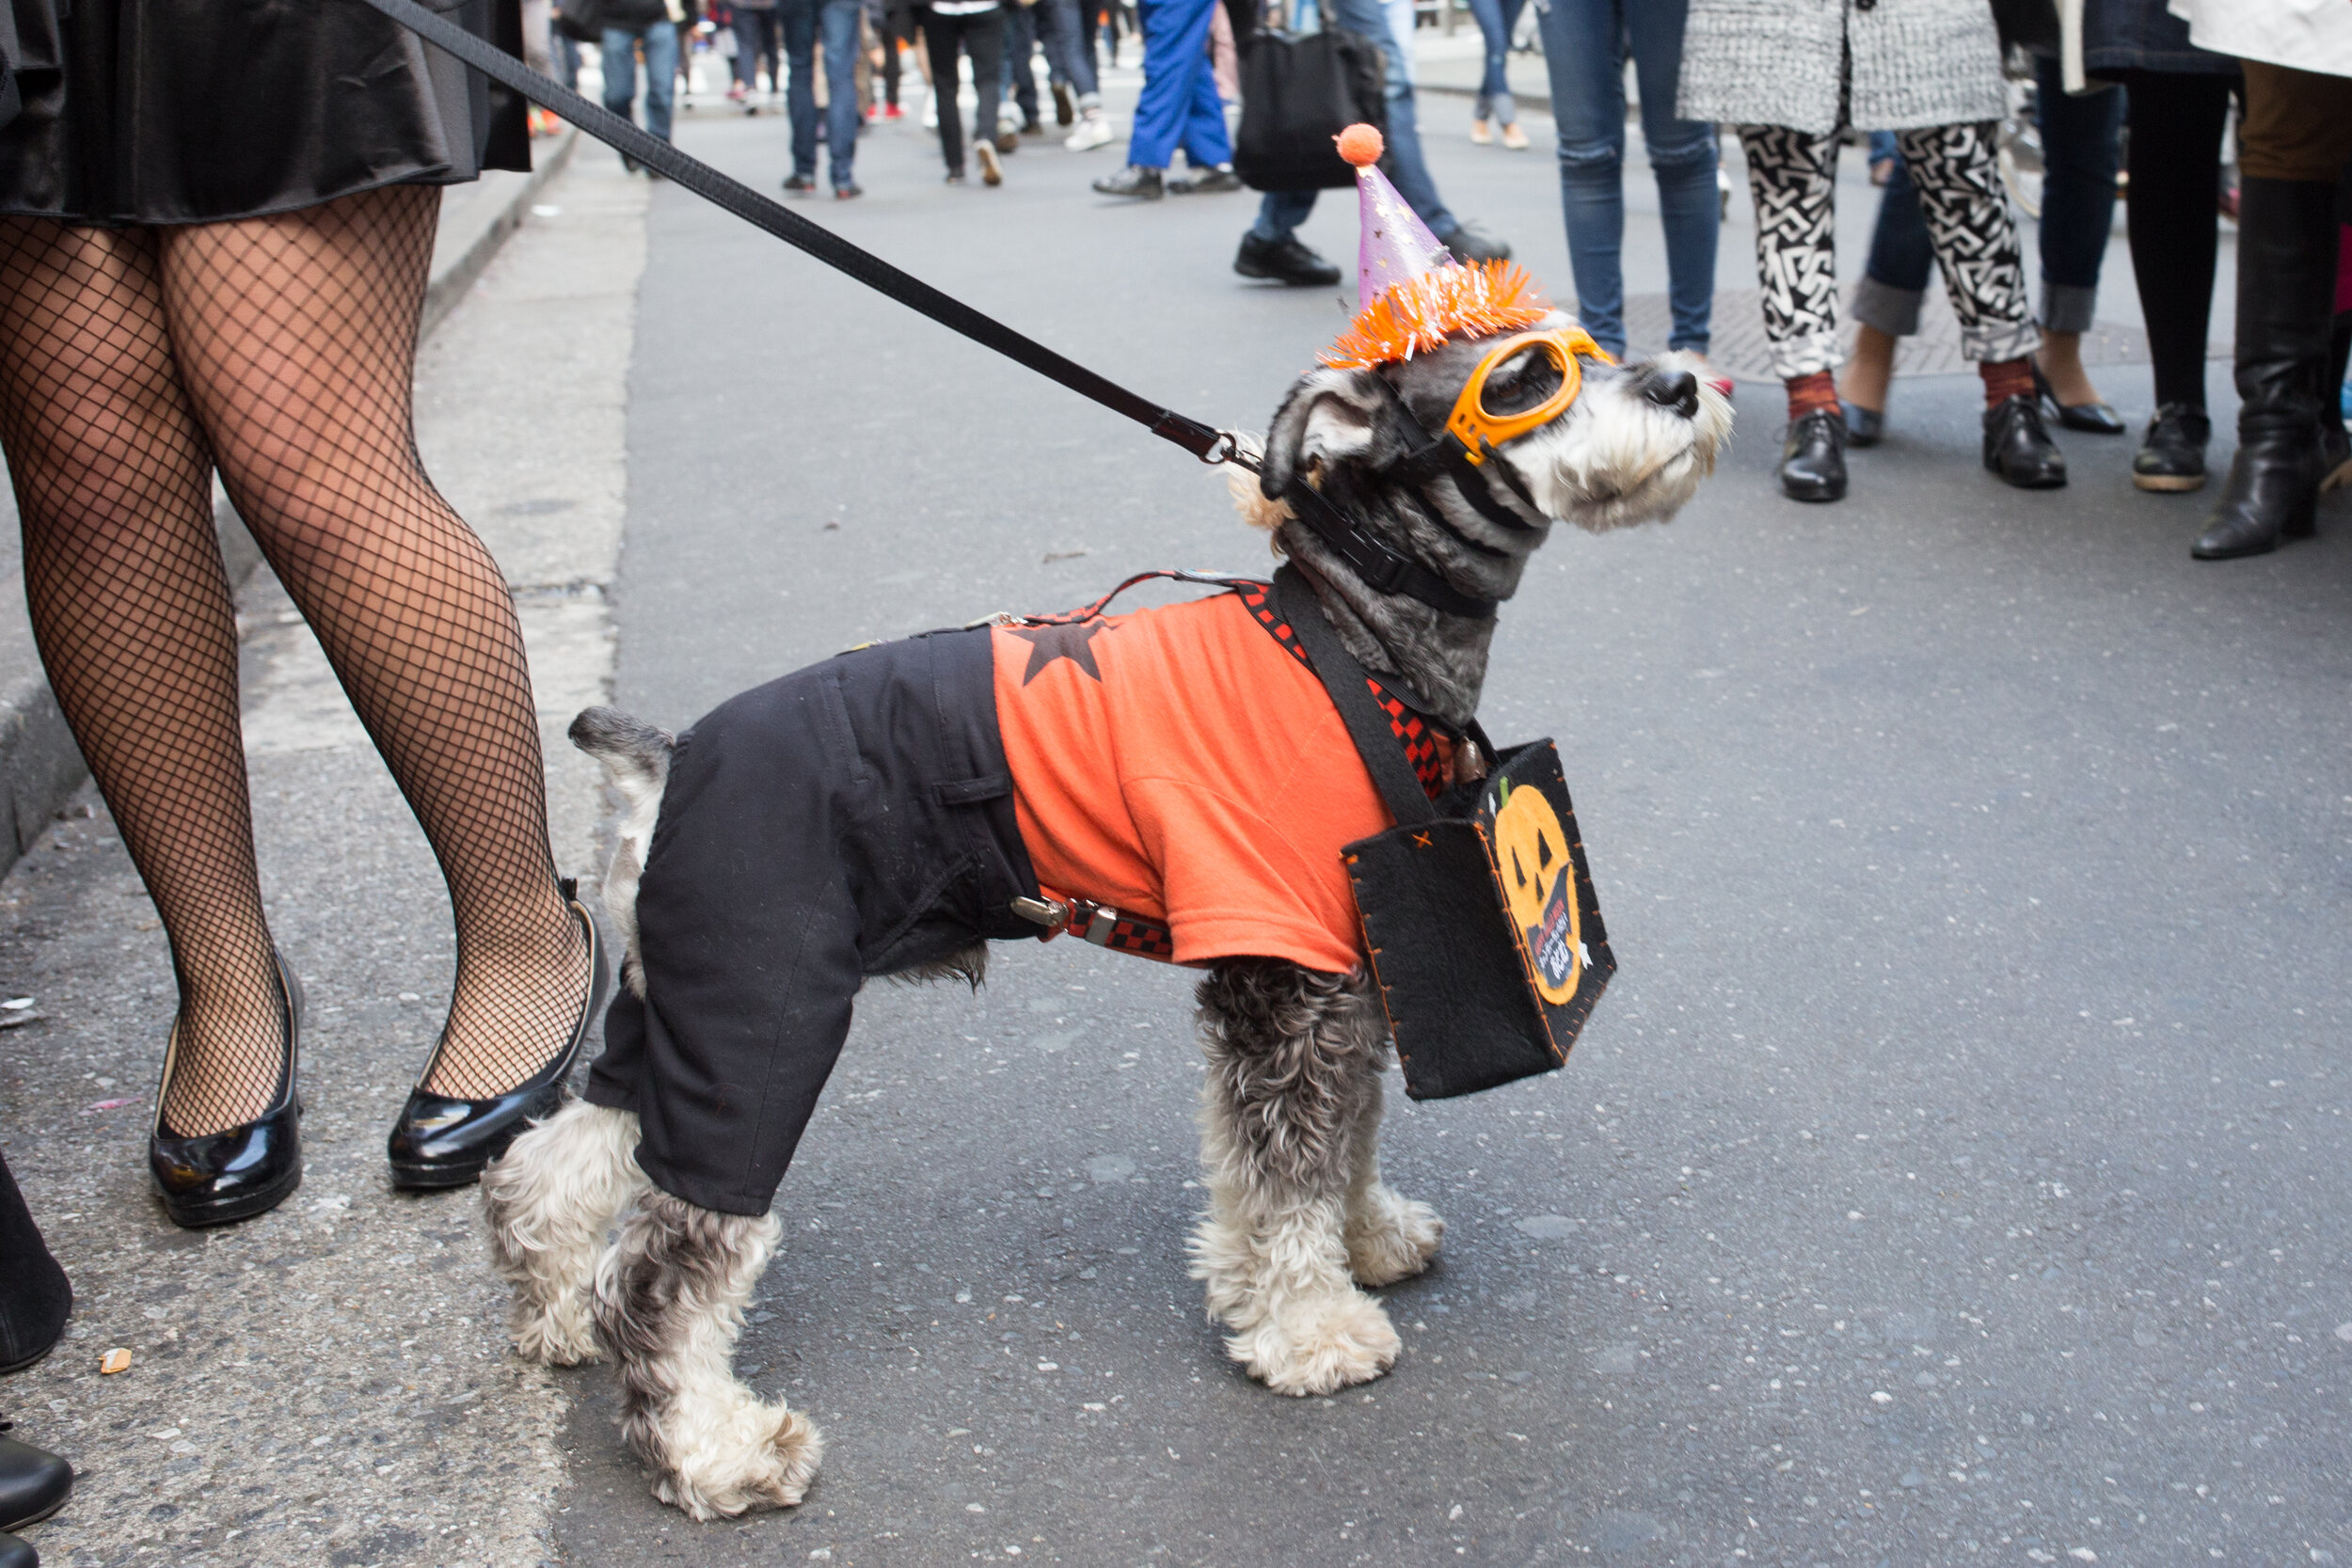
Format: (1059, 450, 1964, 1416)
(2114, 69, 2238, 411)
(585, 627, 1040, 1216)
(921, 5, 1005, 173)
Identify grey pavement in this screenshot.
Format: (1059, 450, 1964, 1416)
(2, 69, 2347, 1568)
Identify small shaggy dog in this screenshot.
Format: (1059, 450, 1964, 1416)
(481, 309, 1731, 1519)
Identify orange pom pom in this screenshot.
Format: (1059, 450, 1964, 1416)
(1334, 123, 1385, 167)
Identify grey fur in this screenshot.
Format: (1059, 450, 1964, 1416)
(1195, 959, 1391, 1198)
(569, 705, 676, 787)
(594, 1189, 768, 1479)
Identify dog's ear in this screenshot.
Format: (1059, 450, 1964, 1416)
(1261, 367, 1390, 499)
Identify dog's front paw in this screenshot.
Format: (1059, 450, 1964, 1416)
(654, 1397, 825, 1520)
(1345, 1186, 1444, 1288)
(511, 1291, 600, 1367)
(1185, 1213, 1263, 1327)
(1227, 1289, 1401, 1396)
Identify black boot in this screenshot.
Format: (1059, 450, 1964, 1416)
(1982, 394, 2068, 488)
(1779, 408, 1847, 502)
(2194, 178, 2339, 561)
(0, 1153, 69, 1375)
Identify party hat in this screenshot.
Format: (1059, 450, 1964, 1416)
(1321, 124, 1549, 370)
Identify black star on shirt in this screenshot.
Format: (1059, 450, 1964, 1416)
(1009, 621, 1113, 685)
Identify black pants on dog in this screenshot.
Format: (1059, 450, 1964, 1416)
(584, 627, 1040, 1216)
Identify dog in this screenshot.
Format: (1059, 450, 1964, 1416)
(481, 313, 1731, 1519)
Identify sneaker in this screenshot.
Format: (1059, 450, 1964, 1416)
(781, 172, 818, 194)
(922, 100, 938, 128)
(976, 141, 1003, 185)
(727, 81, 747, 103)
(1234, 231, 1341, 287)
(884, 102, 905, 119)
(835, 182, 864, 199)
(1440, 224, 1510, 264)
(1091, 163, 1164, 199)
(995, 130, 1021, 154)
(1065, 113, 1114, 151)
(1053, 83, 1075, 125)
(1169, 165, 1243, 194)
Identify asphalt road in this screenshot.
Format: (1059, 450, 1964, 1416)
(544, 97, 2352, 1568)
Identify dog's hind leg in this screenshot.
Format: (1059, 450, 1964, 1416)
(1188, 959, 1401, 1397)
(484, 1100, 650, 1365)
(594, 1189, 823, 1519)
(1339, 1061, 1444, 1287)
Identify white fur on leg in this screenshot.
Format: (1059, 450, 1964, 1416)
(1340, 1076, 1443, 1288)
(1188, 1079, 1401, 1397)
(596, 1196, 823, 1519)
(483, 1100, 649, 1365)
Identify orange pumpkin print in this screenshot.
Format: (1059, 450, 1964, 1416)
(1493, 777, 1581, 1006)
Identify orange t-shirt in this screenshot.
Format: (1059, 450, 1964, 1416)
(992, 592, 1392, 974)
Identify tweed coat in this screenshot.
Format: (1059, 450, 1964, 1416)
(1676, 0, 2008, 135)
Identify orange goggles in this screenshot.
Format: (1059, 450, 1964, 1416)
(1441, 325, 1615, 464)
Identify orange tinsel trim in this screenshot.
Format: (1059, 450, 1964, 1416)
(1318, 260, 1550, 370)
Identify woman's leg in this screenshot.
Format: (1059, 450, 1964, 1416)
(2120, 70, 2232, 412)
(1538, 0, 1630, 356)
(155, 185, 589, 1099)
(2033, 55, 2123, 406)
(1624, 0, 1716, 356)
(1466, 0, 1507, 125)
(0, 221, 286, 1136)
(1890, 122, 2039, 383)
(1736, 123, 1843, 385)
(926, 13, 965, 170)
(1844, 157, 1932, 419)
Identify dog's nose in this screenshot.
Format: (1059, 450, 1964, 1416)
(1640, 368, 1701, 419)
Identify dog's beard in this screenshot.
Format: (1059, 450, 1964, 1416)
(1502, 351, 1732, 533)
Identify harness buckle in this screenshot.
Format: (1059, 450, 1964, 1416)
(1082, 906, 1120, 945)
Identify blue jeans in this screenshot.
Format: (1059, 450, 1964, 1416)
(1536, 0, 1717, 356)
(1859, 54, 2121, 336)
(1250, 0, 1457, 244)
(1036, 0, 1100, 101)
(1127, 0, 1230, 170)
(1465, 0, 1523, 124)
(781, 0, 863, 185)
(600, 21, 680, 148)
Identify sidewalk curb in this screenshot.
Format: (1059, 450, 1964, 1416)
(0, 126, 581, 876)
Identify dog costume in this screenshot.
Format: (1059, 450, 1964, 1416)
(584, 580, 1454, 1215)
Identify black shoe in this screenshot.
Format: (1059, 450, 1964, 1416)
(0, 1428, 70, 1535)
(620, 154, 642, 175)
(1169, 165, 1243, 194)
(945, 169, 967, 184)
(1233, 231, 1341, 287)
(2032, 361, 2125, 434)
(1982, 394, 2068, 489)
(1779, 409, 1847, 502)
(0, 1162, 67, 1377)
(781, 172, 818, 194)
(0, 1529, 34, 1568)
(2133, 403, 2210, 492)
(1053, 84, 1074, 125)
(1841, 402, 1884, 448)
(386, 886, 612, 1191)
(1091, 164, 1163, 199)
(2193, 177, 2337, 561)
(834, 182, 863, 199)
(1020, 117, 1045, 135)
(149, 954, 304, 1228)
(1440, 224, 1510, 264)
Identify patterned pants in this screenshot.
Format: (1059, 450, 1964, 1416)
(1737, 122, 2037, 381)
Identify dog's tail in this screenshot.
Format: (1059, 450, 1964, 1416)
(569, 706, 675, 812)
(570, 707, 675, 998)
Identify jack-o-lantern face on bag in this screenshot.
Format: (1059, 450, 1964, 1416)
(1493, 779, 1581, 1005)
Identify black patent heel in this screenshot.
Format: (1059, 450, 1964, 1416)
(386, 882, 611, 1191)
(148, 952, 303, 1228)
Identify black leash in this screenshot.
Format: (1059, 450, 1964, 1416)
(354, 0, 1495, 618)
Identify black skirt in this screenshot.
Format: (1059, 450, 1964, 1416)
(0, 0, 530, 227)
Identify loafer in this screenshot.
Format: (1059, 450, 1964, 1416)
(2032, 363, 2125, 435)
(1982, 394, 2068, 489)
(1090, 163, 1163, 199)
(1233, 232, 1341, 287)
(1841, 402, 1884, 449)
(1779, 408, 1848, 502)
(0, 1427, 72, 1534)
(2132, 403, 2209, 493)
(149, 953, 304, 1228)
(387, 886, 612, 1191)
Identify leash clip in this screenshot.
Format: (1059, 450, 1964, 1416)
(1009, 895, 1073, 928)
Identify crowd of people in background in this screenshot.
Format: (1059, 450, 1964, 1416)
(564, 0, 2351, 559)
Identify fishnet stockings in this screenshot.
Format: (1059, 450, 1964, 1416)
(0, 185, 588, 1136)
